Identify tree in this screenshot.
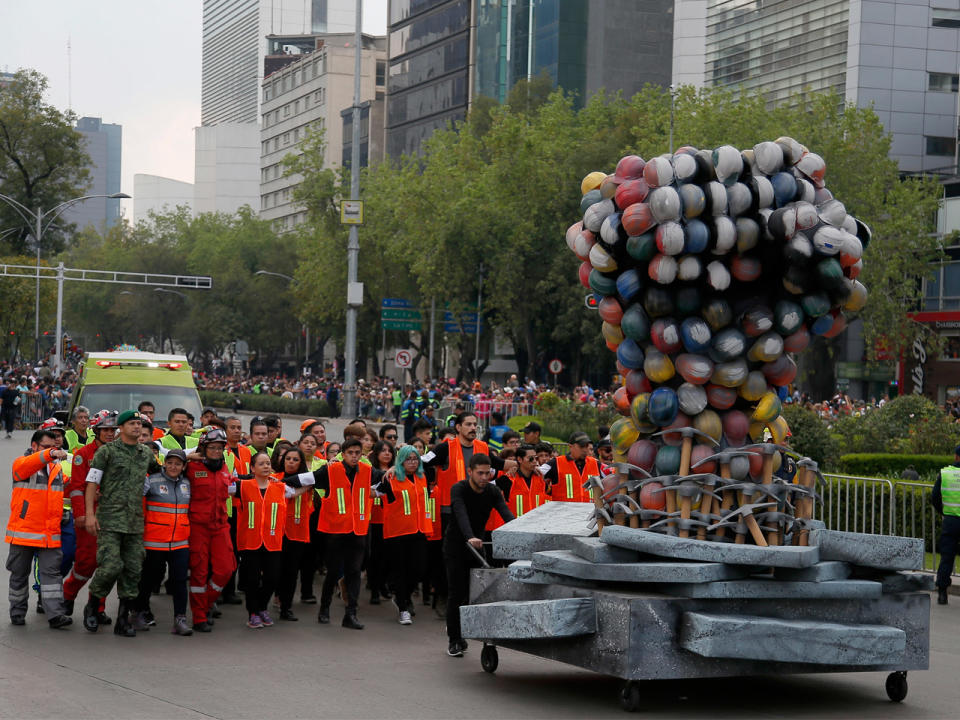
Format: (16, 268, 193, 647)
(0, 254, 57, 362)
(0, 70, 91, 255)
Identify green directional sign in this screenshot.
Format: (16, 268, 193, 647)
(380, 308, 423, 320)
(382, 320, 422, 331)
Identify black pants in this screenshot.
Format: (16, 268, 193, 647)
(1, 407, 16, 434)
(300, 506, 324, 599)
(278, 536, 308, 610)
(387, 533, 425, 611)
(424, 539, 446, 601)
(320, 534, 366, 613)
(367, 523, 387, 595)
(223, 509, 240, 598)
(443, 540, 479, 642)
(937, 515, 960, 588)
(135, 548, 189, 616)
(239, 547, 283, 615)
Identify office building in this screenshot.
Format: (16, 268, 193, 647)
(194, 123, 262, 215)
(61, 117, 123, 231)
(259, 33, 386, 230)
(133, 174, 194, 224)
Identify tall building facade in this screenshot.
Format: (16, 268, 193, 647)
(259, 34, 386, 230)
(61, 117, 123, 231)
(133, 175, 194, 224)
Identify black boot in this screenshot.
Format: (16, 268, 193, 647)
(938, 587, 948, 605)
(83, 599, 100, 632)
(342, 610, 364, 630)
(113, 600, 136, 637)
(317, 606, 330, 624)
(63, 598, 74, 616)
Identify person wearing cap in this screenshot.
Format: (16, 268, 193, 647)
(538, 432, 600, 503)
(183, 427, 236, 632)
(161, 408, 199, 451)
(522, 421, 542, 446)
(62, 410, 119, 621)
(933, 445, 960, 605)
(82, 410, 161, 637)
(596, 437, 614, 465)
(5, 428, 72, 629)
(199, 408, 218, 427)
(263, 415, 282, 452)
(132, 449, 193, 635)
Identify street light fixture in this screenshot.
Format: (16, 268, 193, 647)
(254, 269, 293, 282)
(154, 287, 187, 299)
(0, 191, 131, 365)
(254, 269, 309, 368)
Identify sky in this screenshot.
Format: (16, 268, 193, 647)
(1, 0, 388, 216)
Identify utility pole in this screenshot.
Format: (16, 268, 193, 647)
(474, 263, 484, 380)
(342, 0, 363, 417)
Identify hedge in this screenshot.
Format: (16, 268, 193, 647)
(835, 453, 953, 478)
(200, 391, 332, 418)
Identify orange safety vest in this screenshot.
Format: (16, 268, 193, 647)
(553, 456, 599, 502)
(225, 444, 252, 476)
(236, 479, 286, 551)
(6, 449, 64, 548)
(316, 462, 373, 536)
(424, 484, 442, 542)
(143, 472, 191, 551)
(486, 471, 540, 531)
(436, 437, 489, 507)
(281, 472, 313, 542)
(383, 474, 433, 539)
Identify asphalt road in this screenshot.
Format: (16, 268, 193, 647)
(1, 423, 958, 719)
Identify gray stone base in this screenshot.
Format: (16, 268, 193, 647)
(531, 549, 750, 584)
(460, 597, 597, 640)
(651, 578, 882, 600)
(569, 536, 641, 564)
(811, 529, 923, 570)
(492, 502, 596, 560)
(774, 561, 852, 583)
(679, 612, 906, 665)
(507, 560, 597, 588)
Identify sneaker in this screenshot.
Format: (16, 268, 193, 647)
(63, 599, 74, 616)
(221, 594, 243, 605)
(447, 641, 463, 657)
(342, 612, 364, 630)
(938, 587, 948, 605)
(143, 610, 156, 626)
(210, 602, 222, 618)
(301, 595, 317, 605)
(399, 610, 412, 625)
(247, 613, 264, 629)
(460, 639, 469, 651)
(130, 611, 152, 631)
(11, 615, 26, 626)
(279, 609, 298, 621)
(259, 610, 274, 627)
(192, 620, 213, 633)
(49, 615, 72, 629)
(317, 607, 330, 624)
(171, 615, 193, 636)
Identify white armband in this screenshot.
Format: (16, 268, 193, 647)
(284, 485, 296, 499)
(227, 482, 237, 496)
(421, 451, 436, 463)
(86, 468, 104, 485)
(538, 464, 551, 475)
(297, 472, 316, 486)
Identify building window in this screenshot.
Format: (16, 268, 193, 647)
(376, 60, 386, 86)
(283, 132, 291, 145)
(293, 127, 300, 142)
(284, 104, 291, 117)
(264, 87, 271, 101)
(933, 9, 960, 28)
(942, 335, 960, 360)
(926, 135, 956, 156)
(294, 100, 300, 114)
(929, 72, 959, 93)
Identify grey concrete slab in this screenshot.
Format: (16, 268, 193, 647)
(774, 561, 852, 583)
(569, 536, 641, 564)
(811, 529, 923, 570)
(460, 598, 597, 640)
(508, 560, 598, 588)
(877, 571, 938, 594)
(651, 579, 883, 600)
(600, 525, 820, 568)
(679, 612, 906, 666)
(492, 501, 596, 560)
(531, 550, 750, 584)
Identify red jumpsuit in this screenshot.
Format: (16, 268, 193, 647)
(62, 440, 106, 611)
(185, 459, 236, 624)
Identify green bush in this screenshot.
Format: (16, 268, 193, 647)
(782, 404, 838, 468)
(832, 395, 960, 455)
(836, 453, 953, 478)
(200, 391, 331, 418)
(533, 398, 617, 443)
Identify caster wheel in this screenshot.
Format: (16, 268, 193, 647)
(885, 671, 908, 702)
(480, 644, 498, 673)
(619, 681, 641, 712)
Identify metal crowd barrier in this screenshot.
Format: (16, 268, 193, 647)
(16, 390, 45, 428)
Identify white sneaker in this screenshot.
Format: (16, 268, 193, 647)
(398, 610, 412, 625)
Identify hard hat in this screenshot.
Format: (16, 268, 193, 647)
(198, 427, 227, 446)
(40, 418, 65, 432)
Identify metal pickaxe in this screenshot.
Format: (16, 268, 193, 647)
(648, 514, 710, 535)
(792, 457, 825, 546)
(708, 501, 776, 546)
(587, 506, 615, 532)
(582, 475, 608, 531)
(638, 474, 679, 529)
(692, 449, 759, 539)
(611, 463, 653, 528)
(651, 426, 720, 478)
(666, 473, 721, 538)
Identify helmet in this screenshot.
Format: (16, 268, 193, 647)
(40, 418, 65, 432)
(91, 411, 119, 430)
(198, 427, 227, 446)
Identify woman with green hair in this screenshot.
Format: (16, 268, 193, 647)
(372, 445, 433, 625)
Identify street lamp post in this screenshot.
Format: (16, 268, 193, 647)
(0, 191, 130, 365)
(254, 270, 310, 371)
(153, 288, 187, 353)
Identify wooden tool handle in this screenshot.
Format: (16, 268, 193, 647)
(679, 495, 693, 538)
(744, 513, 769, 546)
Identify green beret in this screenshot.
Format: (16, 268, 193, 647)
(117, 410, 142, 426)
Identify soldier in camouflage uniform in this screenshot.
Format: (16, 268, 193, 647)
(82, 410, 160, 637)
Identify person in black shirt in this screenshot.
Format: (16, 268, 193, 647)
(444, 453, 514, 658)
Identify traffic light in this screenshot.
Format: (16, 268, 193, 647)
(584, 294, 599, 309)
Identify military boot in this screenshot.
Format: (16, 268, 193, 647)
(113, 600, 136, 637)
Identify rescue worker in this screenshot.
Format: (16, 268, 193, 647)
(133, 449, 192, 635)
(284, 437, 385, 629)
(6, 429, 72, 628)
(296, 433, 325, 604)
(401, 390, 418, 442)
(137, 401, 165, 441)
(184, 427, 236, 632)
(538, 431, 599, 502)
(275, 447, 313, 620)
(444, 454, 514, 657)
(263, 415, 282, 452)
(248, 417, 271, 455)
(521, 421, 542, 446)
(234, 451, 309, 628)
(596, 437, 614, 464)
(483, 412, 511, 453)
(487, 443, 548, 532)
(62, 410, 118, 620)
(220, 415, 250, 605)
(64, 405, 92, 451)
(82, 410, 160, 637)
(373, 445, 432, 625)
(933, 446, 960, 605)
(379, 424, 399, 445)
(391, 385, 402, 423)
(161, 408, 199, 451)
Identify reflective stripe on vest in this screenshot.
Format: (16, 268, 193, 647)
(401, 489, 411, 515)
(942, 466, 960, 516)
(515, 494, 524, 517)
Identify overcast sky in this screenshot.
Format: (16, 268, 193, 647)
(2, 0, 388, 216)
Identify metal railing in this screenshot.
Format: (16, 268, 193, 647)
(16, 390, 45, 428)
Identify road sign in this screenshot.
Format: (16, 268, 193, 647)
(395, 349, 413, 369)
(380, 308, 422, 320)
(381, 298, 413, 308)
(442, 310, 480, 334)
(585, 294, 599, 309)
(382, 320, 422, 331)
(340, 200, 363, 225)
(548, 359, 563, 375)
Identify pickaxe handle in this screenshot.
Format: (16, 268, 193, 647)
(629, 489, 641, 529)
(793, 465, 817, 546)
(744, 512, 769, 547)
(697, 490, 714, 541)
(679, 435, 693, 477)
(679, 494, 693, 538)
(715, 462, 733, 539)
